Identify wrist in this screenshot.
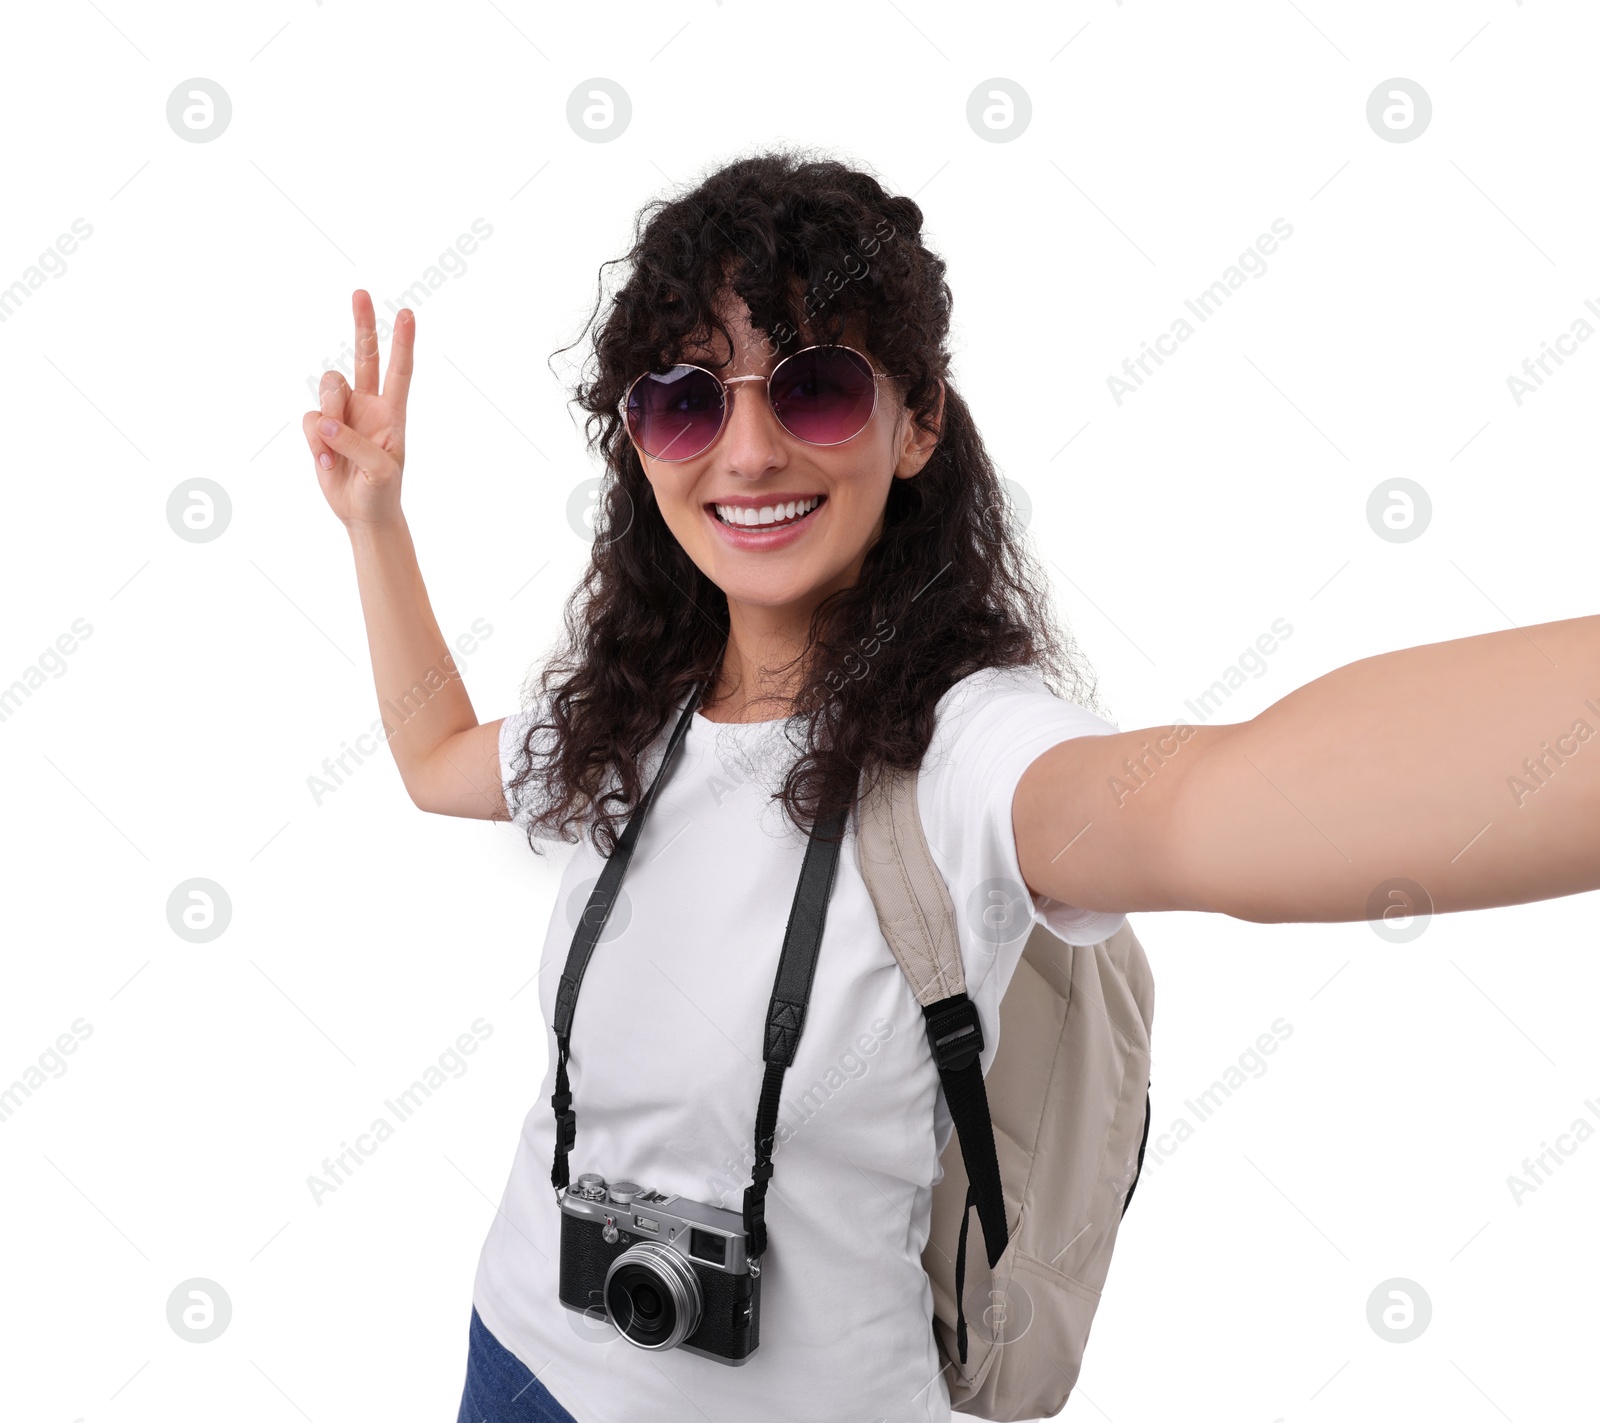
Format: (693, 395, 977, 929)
(345, 511, 409, 551)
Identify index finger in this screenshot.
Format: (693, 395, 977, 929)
(352, 289, 380, 395)
(383, 308, 417, 411)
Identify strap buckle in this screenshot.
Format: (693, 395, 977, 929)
(554, 1110, 576, 1152)
(924, 994, 984, 1074)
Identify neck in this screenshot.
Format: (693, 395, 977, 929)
(704, 599, 813, 723)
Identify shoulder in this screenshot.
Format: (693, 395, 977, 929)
(916, 665, 1126, 950)
(924, 665, 1120, 776)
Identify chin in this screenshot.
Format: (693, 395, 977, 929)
(708, 559, 835, 609)
(713, 574, 818, 608)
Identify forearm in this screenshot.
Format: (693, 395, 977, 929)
(1175, 614, 1600, 921)
(346, 516, 479, 796)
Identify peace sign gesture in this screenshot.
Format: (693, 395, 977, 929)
(303, 290, 416, 528)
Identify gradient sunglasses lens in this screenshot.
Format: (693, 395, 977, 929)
(624, 347, 882, 461)
(625, 365, 726, 461)
(769, 347, 878, 446)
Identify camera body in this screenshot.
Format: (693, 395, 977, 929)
(558, 1173, 760, 1364)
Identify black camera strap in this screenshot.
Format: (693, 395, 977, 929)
(547, 683, 846, 1267)
(550, 685, 703, 1193)
(742, 803, 846, 1261)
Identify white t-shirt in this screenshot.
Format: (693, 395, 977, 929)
(472, 665, 1125, 1423)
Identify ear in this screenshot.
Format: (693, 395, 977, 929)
(893, 379, 944, 481)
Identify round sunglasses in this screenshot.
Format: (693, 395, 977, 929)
(620, 344, 899, 464)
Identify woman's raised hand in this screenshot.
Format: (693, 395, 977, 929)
(303, 290, 415, 528)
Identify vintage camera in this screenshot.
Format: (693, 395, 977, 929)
(558, 1173, 759, 1363)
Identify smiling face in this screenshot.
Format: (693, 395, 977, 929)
(629, 294, 942, 617)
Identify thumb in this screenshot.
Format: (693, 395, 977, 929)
(308, 371, 352, 470)
(319, 369, 351, 425)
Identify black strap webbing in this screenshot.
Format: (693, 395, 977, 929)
(742, 809, 847, 1260)
(955, 1182, 976, 1363)
(545, 680, 847, 1266)
(923, 992, 1008, 1365)
(549, 687, 701, 1192)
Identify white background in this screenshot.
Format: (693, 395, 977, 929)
(1, 1, 1596, 1420)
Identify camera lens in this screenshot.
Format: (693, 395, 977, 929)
(631, 1283, 662, 1322)
(604, 1242, 702, 1351)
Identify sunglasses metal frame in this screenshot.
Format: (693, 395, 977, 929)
(619, 343, 901, 464)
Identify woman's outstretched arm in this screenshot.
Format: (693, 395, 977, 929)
(1014, 614, 1600, 922)
(302, 289, 507, 822)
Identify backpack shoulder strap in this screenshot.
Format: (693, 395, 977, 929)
(857, 765, 1009, 1362)
(856, 762, 967, 1004)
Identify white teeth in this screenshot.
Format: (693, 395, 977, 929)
(715, 496, 820, 528)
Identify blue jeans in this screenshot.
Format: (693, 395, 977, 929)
(457, 1307, 579, 1423)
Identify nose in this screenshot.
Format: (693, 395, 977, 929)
(717, 376, 787, 480)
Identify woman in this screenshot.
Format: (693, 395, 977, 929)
(302, 152, 1599, 1422)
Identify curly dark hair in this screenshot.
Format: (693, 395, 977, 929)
(508, 147, 1101, 852)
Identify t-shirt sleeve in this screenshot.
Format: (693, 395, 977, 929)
(498, 703, 559, 833)
(498, 692, 694, 838)
(915, 666, 1128, 1070)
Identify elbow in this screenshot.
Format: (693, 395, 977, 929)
(398, 759, 457, 818)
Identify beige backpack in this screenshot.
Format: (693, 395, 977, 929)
(856, 766, 1156, 1421)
